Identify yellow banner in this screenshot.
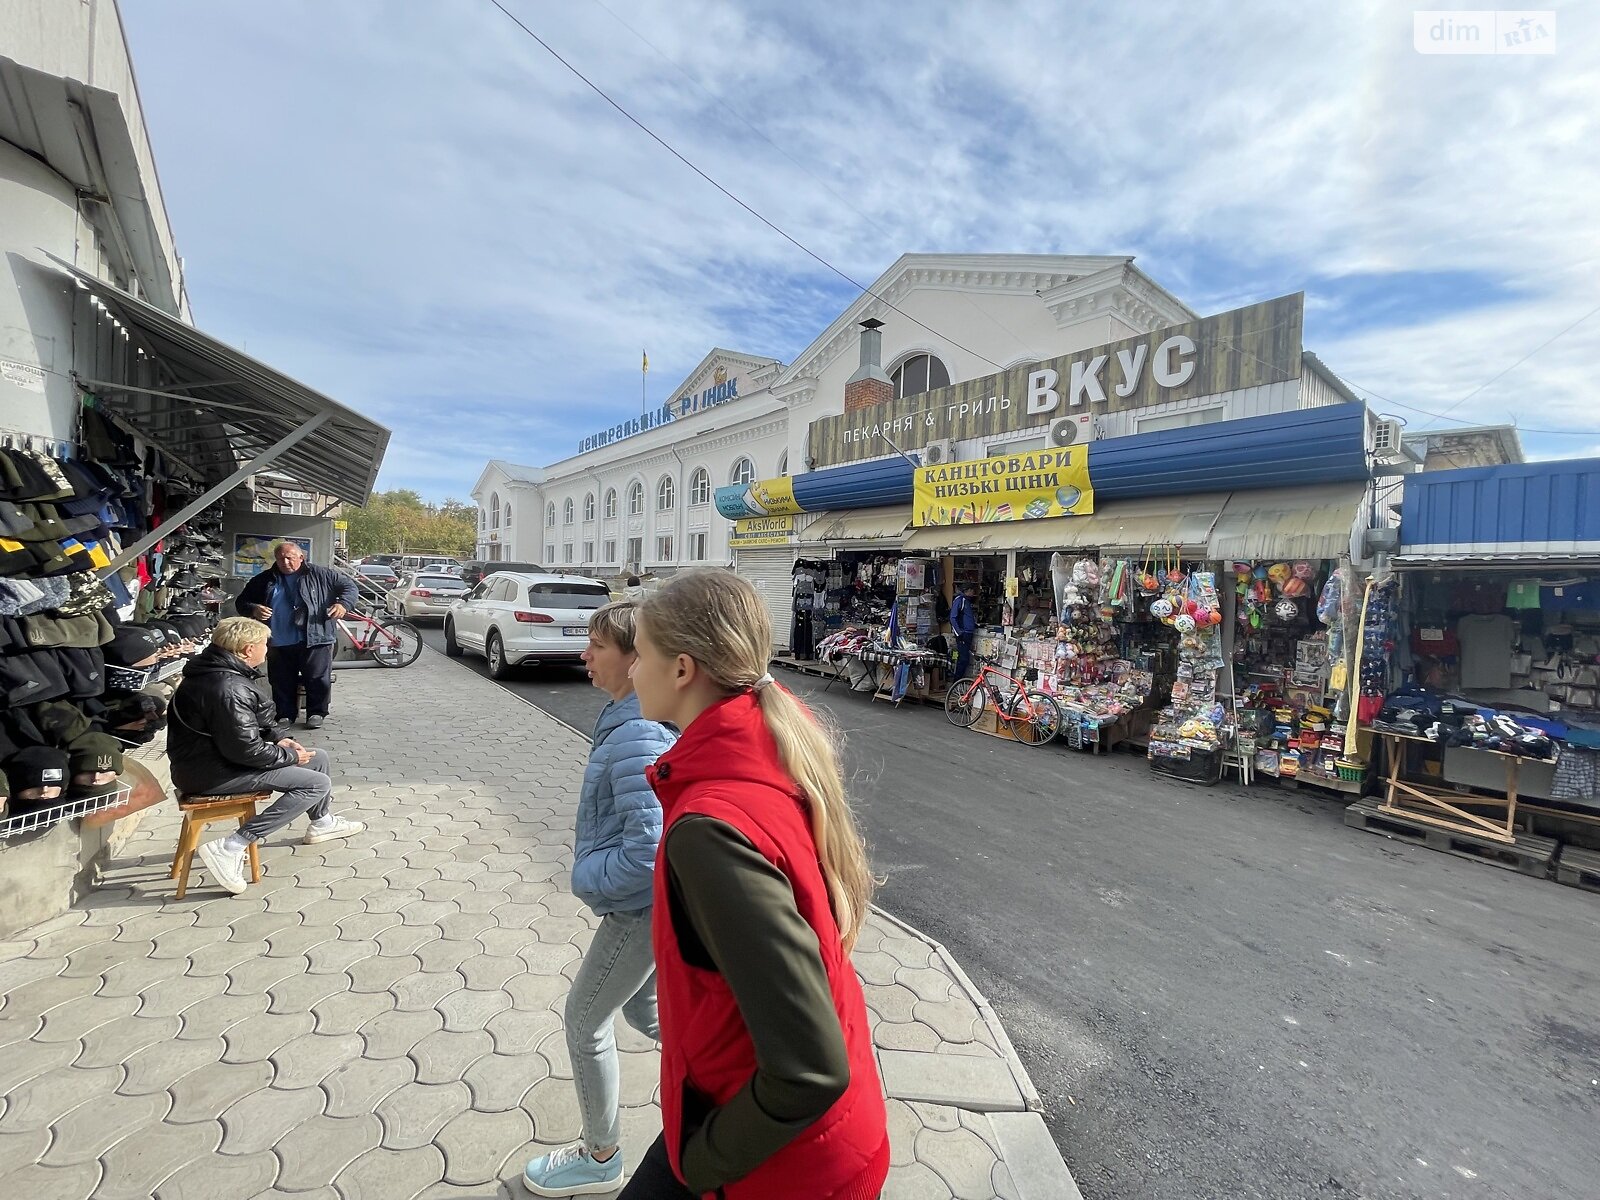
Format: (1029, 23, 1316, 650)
(732, 515, 796, 547)
(913, 447, 1094, 526)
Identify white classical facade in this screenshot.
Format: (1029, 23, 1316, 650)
(472, 254, 1198, 576)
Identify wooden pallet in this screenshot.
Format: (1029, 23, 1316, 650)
(1344, 797, 1556, 879)
(1554, 845, 1600, 895)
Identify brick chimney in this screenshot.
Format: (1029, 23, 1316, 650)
(843, 318, 893, 413)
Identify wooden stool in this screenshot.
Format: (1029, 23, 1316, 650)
(170, 792, 271, 898)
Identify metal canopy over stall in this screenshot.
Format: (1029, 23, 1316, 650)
(902, 493, 1232, 556)
(46, 261, 390, 574)
(1206, 482, 1367, 562)
(806, 506, 913, 546)
(1396, 459, 1600, 569)
(55, 260, 389, 506)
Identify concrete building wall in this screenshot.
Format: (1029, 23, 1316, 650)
(0, 142, 83, 437)
(0, 0, 183, 295)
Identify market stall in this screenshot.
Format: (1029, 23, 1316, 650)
(1353, 458, 1600, 855)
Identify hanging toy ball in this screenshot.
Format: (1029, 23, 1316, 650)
(1292, 560, 1316, 581)
(1274, 598, 1299, 622)
(1253, 564, 1270, 580)
(1208, 608, 1225, 626)
(1193, 605, 1214, 626)
(1150, 598, 1174, 620)
(1175, 614, 1197, 634)
(1184, 599, 1200, 616)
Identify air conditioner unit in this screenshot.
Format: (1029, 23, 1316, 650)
(1371, 417, 1404, 459)
(921, 438, 956, 466)
(1048, 415, 1093, 448)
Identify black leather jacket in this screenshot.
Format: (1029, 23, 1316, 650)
(167, 645, 295, 793)
(235, 562, 358, 648)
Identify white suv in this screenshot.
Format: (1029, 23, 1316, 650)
(443, 571, 611, 678)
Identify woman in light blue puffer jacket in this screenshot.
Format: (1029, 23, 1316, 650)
(524, 601, 677, 1198)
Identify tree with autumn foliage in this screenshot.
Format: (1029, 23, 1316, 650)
(346, 490, 478, 557)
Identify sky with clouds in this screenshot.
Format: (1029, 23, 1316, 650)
(120, 0, 1600, 501)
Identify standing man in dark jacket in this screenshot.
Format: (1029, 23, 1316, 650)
(168, 616, 363, 895)
(236, 541, 358, 729)
(950, 584, 979, 680)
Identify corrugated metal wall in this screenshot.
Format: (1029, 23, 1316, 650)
(1399, 459, 1600, 557)
(1091, 379, 1303, 439)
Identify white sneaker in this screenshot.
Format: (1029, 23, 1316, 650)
(303, 815, 365, 845)
(196, 839, 249, 895)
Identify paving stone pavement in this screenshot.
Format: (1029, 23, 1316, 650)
(0, 651, 1080, 1200)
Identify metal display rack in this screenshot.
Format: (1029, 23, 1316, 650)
(0, 783, 136, 840)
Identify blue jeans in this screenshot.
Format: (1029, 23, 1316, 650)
(954, 632, 975, 680)
(567, 906, 659, 1153)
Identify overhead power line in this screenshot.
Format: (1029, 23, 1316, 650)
(486, 0, 1009, 371)
(1417, 299, 1600, 429)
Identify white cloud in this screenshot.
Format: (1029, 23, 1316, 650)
(119, 0, 1600, 500)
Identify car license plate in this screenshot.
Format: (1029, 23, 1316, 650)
(564, 627, 586, 636)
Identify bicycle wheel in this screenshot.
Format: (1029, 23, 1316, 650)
(371, 619, 423, 667)
(1002, 689, 1062, 747)
(944, 678, 988, 727)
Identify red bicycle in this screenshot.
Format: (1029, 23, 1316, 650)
(335, 608, 423, 668)
(944, 653, 1062, 747)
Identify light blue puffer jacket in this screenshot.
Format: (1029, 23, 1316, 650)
(571, 693, 676, 915)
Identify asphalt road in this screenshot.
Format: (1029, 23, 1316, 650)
(419, 625, 1600, 1200)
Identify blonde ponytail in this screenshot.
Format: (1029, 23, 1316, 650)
(640, 570, 875, 948)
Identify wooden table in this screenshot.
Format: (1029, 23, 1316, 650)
(1361, 728, 1554, 845)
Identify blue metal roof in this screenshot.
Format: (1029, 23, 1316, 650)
(717, 403, 1371, 519)
(1398, 458, 1600, 564)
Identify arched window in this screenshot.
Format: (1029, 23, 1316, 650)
(689, 467, 711, 506)
(777, 451, 789, 476)
(729, 457, 755, 487)
(583, 492, 596, 521)
(479, 508, 486, 530)
(604, 488, 618, 519)
(891, 353, 951, 399)
(490, 492, 501, 529)
(546, 502, 556, 527)
(627, 481, 644, 516)
(503, 502, 512, 527)
(563, 498, 574, 525)
(657, 474, 675, 512)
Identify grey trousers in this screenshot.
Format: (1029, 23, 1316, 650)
(201, 748, 334, 844)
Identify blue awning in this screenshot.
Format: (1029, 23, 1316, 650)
(1399, 458, 1600, 566)
(717, 403, 1371, 520)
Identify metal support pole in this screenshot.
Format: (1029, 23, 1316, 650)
(98, 411, 334, 578)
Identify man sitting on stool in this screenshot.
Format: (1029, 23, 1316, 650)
(168, 616, 363, 895)
(236, 540, 357, 730)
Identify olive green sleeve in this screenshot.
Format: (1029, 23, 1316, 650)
(665, 815, 851, 1194)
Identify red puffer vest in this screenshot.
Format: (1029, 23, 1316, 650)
(646, 690, 889, 1200)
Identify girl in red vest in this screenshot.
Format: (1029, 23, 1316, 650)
(621, 570, 889, 1200)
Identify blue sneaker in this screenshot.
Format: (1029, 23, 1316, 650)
(522, 1143, 624, 1196)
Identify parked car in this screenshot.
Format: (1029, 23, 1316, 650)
(360, 554, 403, 568)
(459, 560, 543, 588)
(443, 572, 609, 678)
(386, 570, 469, 621)
(398, 555, 468, 576)
(353, 561, 399, 594)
